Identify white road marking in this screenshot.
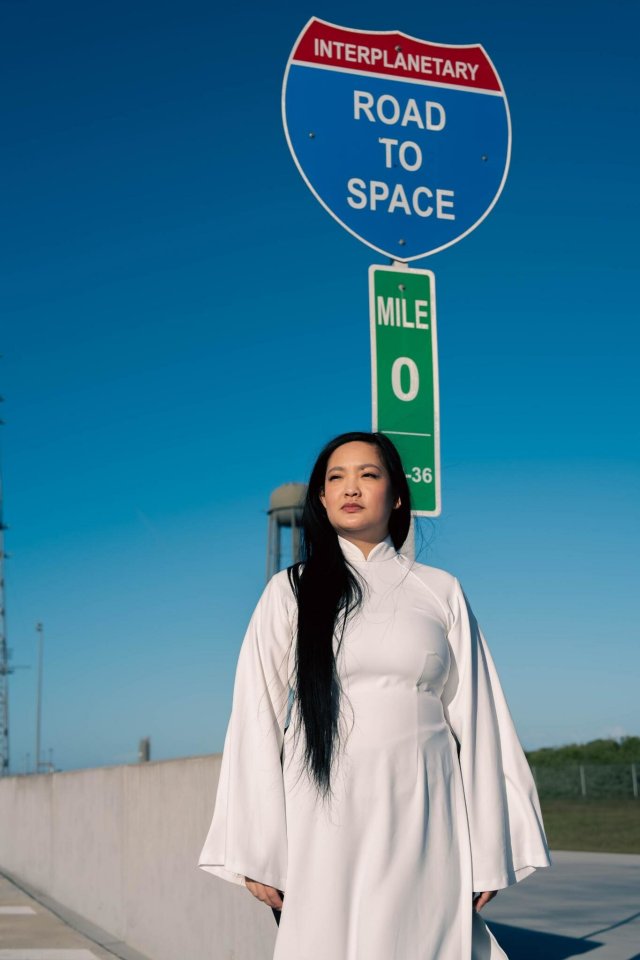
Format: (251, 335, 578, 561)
(0, 907, 36, 915)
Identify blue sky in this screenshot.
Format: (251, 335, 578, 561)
(2, 0, 638, 772)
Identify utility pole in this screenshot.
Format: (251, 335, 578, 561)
(35, 622, 44, 774)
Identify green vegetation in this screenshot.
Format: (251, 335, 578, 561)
(523, 737, 640, 854)
(526, 735, 640, 765)
(540, 798, 640, 854)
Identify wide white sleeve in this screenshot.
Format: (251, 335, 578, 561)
(197, 573, 293, 891)
(441, 577, 552, 894)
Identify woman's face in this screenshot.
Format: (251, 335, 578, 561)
(319, 441, 400, 542)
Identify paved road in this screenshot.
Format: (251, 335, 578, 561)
(481, 850, 640, 960)
(0, 872, 149, 960)
(1, 850, 638, 959)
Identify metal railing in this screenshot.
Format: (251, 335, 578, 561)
(531, 762, 640, 799)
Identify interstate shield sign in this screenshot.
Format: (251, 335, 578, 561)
(282, 18, 511, 261)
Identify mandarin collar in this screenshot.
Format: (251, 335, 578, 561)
(337, 533, 398, 564)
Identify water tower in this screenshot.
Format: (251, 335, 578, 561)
(266, 482, 306, 580)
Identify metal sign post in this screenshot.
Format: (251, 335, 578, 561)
(369, 264, 440, 516)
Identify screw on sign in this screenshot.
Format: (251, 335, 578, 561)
(282, 18, 511, 261)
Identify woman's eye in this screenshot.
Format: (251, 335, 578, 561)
(327, 473, 379, 480)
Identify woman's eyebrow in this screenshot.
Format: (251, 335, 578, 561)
(328, 463, 382, 472)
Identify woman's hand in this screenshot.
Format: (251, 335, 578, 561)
(473, 890, 498, 912)
(244, 876, 284, 910)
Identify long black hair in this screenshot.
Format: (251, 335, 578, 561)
(286, 431, 412, 803)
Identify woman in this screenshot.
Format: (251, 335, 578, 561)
(198, 431, 551, 959)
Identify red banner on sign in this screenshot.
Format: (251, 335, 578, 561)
(292, 19, 501, 93)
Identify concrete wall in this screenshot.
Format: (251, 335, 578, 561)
(1, 755, 279, 960)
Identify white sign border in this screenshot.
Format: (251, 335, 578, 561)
(369, 261, 442, 517)
(282, 16, 512, 263)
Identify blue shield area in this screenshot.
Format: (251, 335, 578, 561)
(283, 65, 510, 260)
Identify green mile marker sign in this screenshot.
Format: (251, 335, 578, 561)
(369, 265, 441, 516)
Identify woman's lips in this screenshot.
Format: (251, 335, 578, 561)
(342, 504, 363, 512)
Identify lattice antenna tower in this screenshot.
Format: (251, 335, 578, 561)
(0, 390, 11, 775)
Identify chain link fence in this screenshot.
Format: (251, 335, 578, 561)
(531, 762, 640, 799)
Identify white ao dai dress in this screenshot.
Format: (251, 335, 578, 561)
(198, 534, 551, 959)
